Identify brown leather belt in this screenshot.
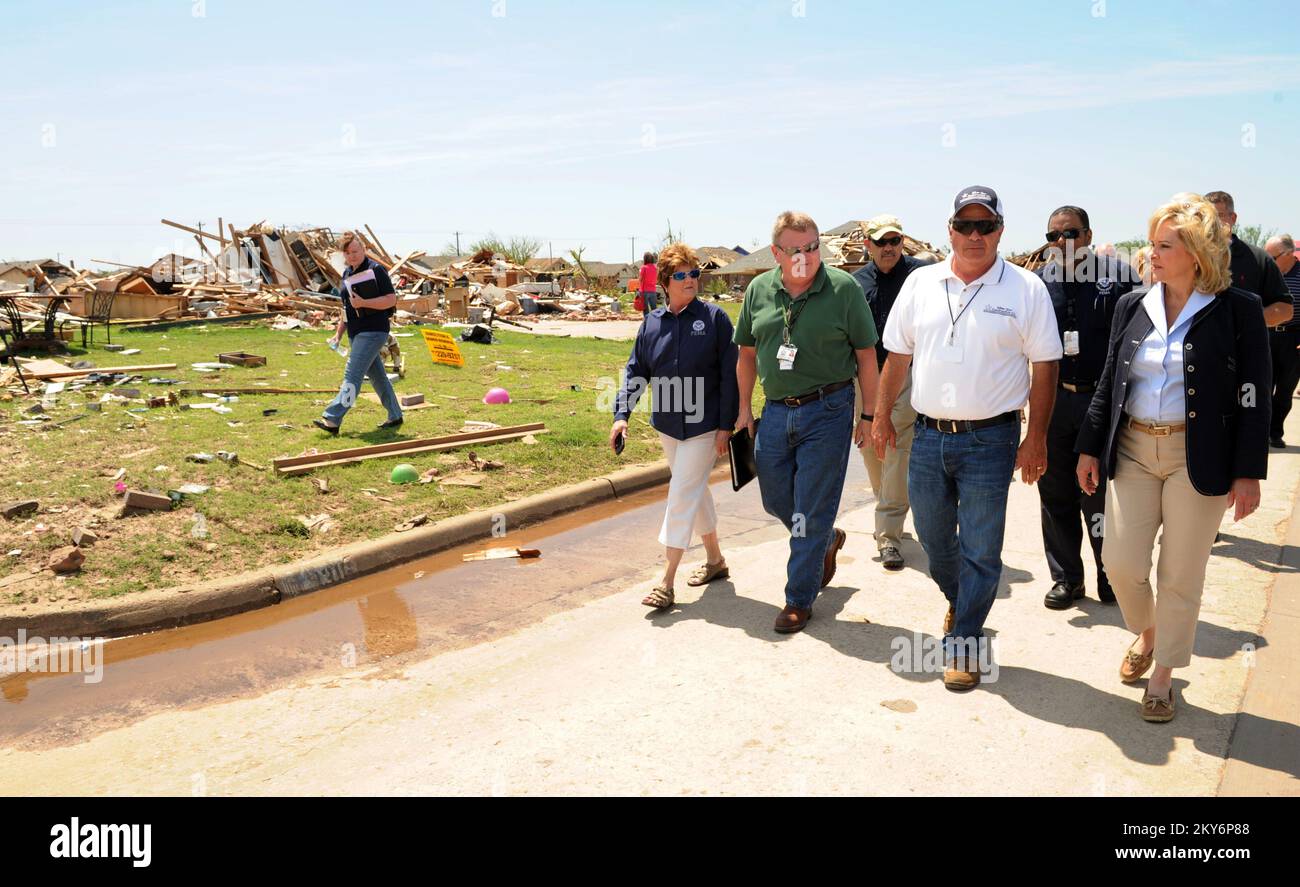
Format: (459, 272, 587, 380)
(769, 378, 853, 408)
(1060, 381, 1095, 394)
(1125, 415, 1185, 436)
(919, 411, 1017, 434)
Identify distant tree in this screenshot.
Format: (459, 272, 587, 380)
(1113, 238, 1146, 250)
(504, 236, 542, 266)
(1235, 224, 1276, 248)
(568, 245, 593, 287)
(466, 232, 508, 257)
(659, 219, 685, 248)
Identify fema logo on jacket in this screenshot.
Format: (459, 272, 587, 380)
(691, 319, 707, 335)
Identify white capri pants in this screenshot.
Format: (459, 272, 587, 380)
(658, 430, 719, 549)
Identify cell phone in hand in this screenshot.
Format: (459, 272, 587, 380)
(614, 431, 626, 455)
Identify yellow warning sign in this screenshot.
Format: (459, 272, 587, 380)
(420, 329, 465, 368)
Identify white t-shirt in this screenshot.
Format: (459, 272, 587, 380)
(882, 256, 1062, 420)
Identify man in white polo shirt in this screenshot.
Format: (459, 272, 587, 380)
(872, 186, 1061, 691)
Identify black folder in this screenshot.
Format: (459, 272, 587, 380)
(343, 268, 389, 316)
(728, 419, 759, 492)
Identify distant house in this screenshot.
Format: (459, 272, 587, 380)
(573, 261, 633, 291)
(0, 258, 77, 292)
(525, 257, 571, 273)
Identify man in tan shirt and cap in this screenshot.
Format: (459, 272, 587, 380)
(852, 214, 933, 570)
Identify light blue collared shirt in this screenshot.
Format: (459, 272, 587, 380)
(1123, 283, 1214, 423)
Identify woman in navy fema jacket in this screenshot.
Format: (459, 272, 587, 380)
(1076, 193, 1270, 724)
(610, 243, 740, 610)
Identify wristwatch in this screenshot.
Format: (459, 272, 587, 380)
(860, 413, 874, 422)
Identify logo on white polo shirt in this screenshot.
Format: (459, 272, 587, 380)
(982, 304, 1016, 318)
(691, 319, 706, 334)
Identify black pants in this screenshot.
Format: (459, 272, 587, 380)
(1039, 388, 1110, 594)
(1269, 328, 1300, 439)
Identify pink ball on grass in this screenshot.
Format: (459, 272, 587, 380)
(483, 387, 511, 404)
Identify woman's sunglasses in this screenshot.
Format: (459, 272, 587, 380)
(1045, 228, 1084, 242)
(950, 219, 1002, 236)
(670, 268, 701, 281)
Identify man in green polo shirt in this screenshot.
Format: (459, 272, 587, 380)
(735, 211, 880, 633)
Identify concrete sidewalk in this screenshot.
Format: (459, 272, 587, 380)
(4, 419, 1299, 795)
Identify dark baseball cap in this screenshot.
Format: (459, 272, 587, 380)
(952, 185, 1004, 218)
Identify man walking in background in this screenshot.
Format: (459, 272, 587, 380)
(1034, 205, 1135, 610)
(852, 214, 932, 571)
(1266, 235, 1300, 447)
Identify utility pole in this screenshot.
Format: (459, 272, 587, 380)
(454, 231, 461, 256)
(631, 236, 636, 264)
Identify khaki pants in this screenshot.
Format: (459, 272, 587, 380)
(855, 369, 916, 550)
(1102, 426, 1227, 668)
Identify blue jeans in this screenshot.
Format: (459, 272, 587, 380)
(641, 290, 658, 314)
(754, 383, 855, 609)
(907, 418, 1019, 660)
(322, 330, 402, 426)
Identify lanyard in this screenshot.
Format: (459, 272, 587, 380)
(780, 289, 814, 345)
(943, 278, 985, 342)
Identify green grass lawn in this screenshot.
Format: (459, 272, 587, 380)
(1, 319, 725, 608)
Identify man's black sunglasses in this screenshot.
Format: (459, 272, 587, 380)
(950, 218, 1002, 236)
(1045, 228, 1085, 242)
(870, 235, 903, 247)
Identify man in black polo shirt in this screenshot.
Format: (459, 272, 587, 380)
(852, 214, 932, 571)
(1266, 234, 1300, 447)
(1205, 192, 1291, 326)
(1036, 206, 1135, 609)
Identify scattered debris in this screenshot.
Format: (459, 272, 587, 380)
(462, 547, 541, 562)
(46, 546, 86, 574)
(217, 351, 267, 367)
(297, 513, 336, 534)
(2, 500, 39, 520)
(122, 490, 172, 512)
(467, 452, 505, 471)
(394, 514, 429, 532)
(311, 478, 329, 494)
(71, 527, 99, 547)
(418, 468, 441, 484)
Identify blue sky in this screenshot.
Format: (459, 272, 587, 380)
(3, 0, 1298, 266)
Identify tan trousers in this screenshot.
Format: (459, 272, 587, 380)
(855, 369, 916, 550)
(1102, 426, 1227, 668)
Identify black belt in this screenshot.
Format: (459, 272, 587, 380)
(919, 411, 1018, 434)
(1060, 381, 1095, 394)
(768, 378, 853, 408)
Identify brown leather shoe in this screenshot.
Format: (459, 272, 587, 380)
(774, 604, 812, 634)
(821, 528, 847, 588)
(943, 605, 956, 634)
(1140, 687, 1175, 723)
(1120, 638, 1154, 684)
(943, 661, 980, 691)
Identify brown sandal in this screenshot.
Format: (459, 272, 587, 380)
(686, 560, 729, 587)
(641, 585, 674, 609)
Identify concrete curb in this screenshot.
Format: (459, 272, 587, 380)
(0, 461, 673, 641)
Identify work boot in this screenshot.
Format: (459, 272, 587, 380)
(879, 546, 904, 571)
